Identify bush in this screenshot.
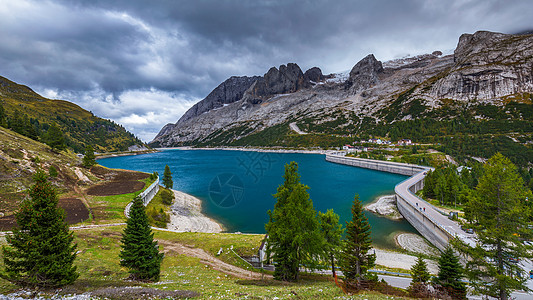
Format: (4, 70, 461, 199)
(49, 165, 58, 177)
(160, 189, 174, 206)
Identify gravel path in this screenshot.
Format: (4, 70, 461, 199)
(374, 248, 438, 274)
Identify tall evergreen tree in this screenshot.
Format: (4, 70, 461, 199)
(0, 170, 78, 287)
(265, 162, 323, 281)
(120, 196, 164, 281)
(0, 102, 6, 127)
(162, 165, 173, 189)
(456, 153, 533, 300)
(45, 122, 66, 151)
(434, 246, 466, 300)
(318, 209, 343, 277)
(410, 256, 430, 284)
(339, 195, 375, 282)
(82, 145, 97, 168)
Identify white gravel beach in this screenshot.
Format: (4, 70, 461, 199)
(167, 190, 223, 233)
(396, 233, 439, 256)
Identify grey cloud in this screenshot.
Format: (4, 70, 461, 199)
(1, 0, 532, 141)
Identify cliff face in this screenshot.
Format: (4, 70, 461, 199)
(150, 31, 533, 148)
(428, 31, 533, 101)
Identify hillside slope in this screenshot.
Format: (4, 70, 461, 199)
(0, 76, 145, 153)
(151, 31, 533, 165)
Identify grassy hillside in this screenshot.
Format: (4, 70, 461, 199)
(0, 126, 85, 214)
(0, 75, 144, 153)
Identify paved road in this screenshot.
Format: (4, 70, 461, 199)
(395, 169, 477, 248)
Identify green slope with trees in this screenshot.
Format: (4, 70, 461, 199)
(0, 75, 145, 153)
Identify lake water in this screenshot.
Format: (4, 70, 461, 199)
(98, 149, 417, 249)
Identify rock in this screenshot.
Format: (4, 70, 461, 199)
(242, 63, 310, 102)
(346, 54, 383, 94)
(429, 31, 533, 101)
(304, 67, 325, 83)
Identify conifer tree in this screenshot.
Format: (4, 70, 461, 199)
(456, 153, 533, 300)
(265, 162, 323, 281)
(1, 170, 78, 287)
(434, 246, 466, 300)
(120, 196, 164, 281)
(318, 209, 343, 277)
(411, 256, 430, 284)
(340, 195, 375, 282)
(162, 165, 173, 189)
(82, 145, 97, 168)
(45, 122, 66, 151)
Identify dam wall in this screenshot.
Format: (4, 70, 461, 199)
(325, 154, 468, 251)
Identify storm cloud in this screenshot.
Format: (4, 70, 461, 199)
(1, 0, 532, 141)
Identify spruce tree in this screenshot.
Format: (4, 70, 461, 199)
(340, 195, 375, 282)
(1, 170, 78, 287)
(410, 256, 430, 284)
(265, 162, 323, 281)
(162, 165, 173, 189)
(45, 122, 66, 151)
(434, 246, 466, 300)
(318, 209, 343, 277)
(120, 196, 164, 281)
(82, 145, 97, 168)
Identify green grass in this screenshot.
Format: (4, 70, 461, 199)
(0, 227, 409, 299)
(146, 188, 172, 228)
(82, 177, 156, 225)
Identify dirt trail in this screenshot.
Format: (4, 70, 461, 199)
(157, 240, 271, 280)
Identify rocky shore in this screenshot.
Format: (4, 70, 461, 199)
(365, 195, 403, 220)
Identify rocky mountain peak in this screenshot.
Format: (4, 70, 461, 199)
(175, 75, 260, 126)
(347, 54, 384, 93)
(454, 31, 509, 63)
(304, 67, 325, 82)
(242, 63, 310, 103)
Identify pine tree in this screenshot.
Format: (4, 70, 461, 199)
(162, 165, 173, 189)
(318, 209, 343, 277)
(340, 195, 376, 282)
(120, 196, 164, 281)
(411, 256, 430, 284)
(265, 162, 323, 281)
(434, 246, 466, 300)
(45, 122, 66, 151)
(82, 145, 97, 168)
(0, 170, 78, 287)
(456, 153, 533, 300)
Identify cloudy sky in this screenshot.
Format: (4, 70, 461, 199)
(1, 0, 532, 141)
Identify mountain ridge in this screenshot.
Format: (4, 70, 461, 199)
(150, 31, 533, 165)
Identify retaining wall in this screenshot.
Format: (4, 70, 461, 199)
(124, 176, 160, 218)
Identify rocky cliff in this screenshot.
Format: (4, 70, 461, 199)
(150, 31, 533, 149)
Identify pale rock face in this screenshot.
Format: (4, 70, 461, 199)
(150, 31, 533, 147)
(428, 31, 533, 102)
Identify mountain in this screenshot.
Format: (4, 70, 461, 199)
(150, 31, 533, 165)
(0, 76, 145, 153)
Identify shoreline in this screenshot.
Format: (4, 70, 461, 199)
(156, 146, 337, 155)
(167, 189, 224, 233)
(96, 149, 159, 159)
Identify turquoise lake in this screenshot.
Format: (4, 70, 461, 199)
(98, 149, 417, 249)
